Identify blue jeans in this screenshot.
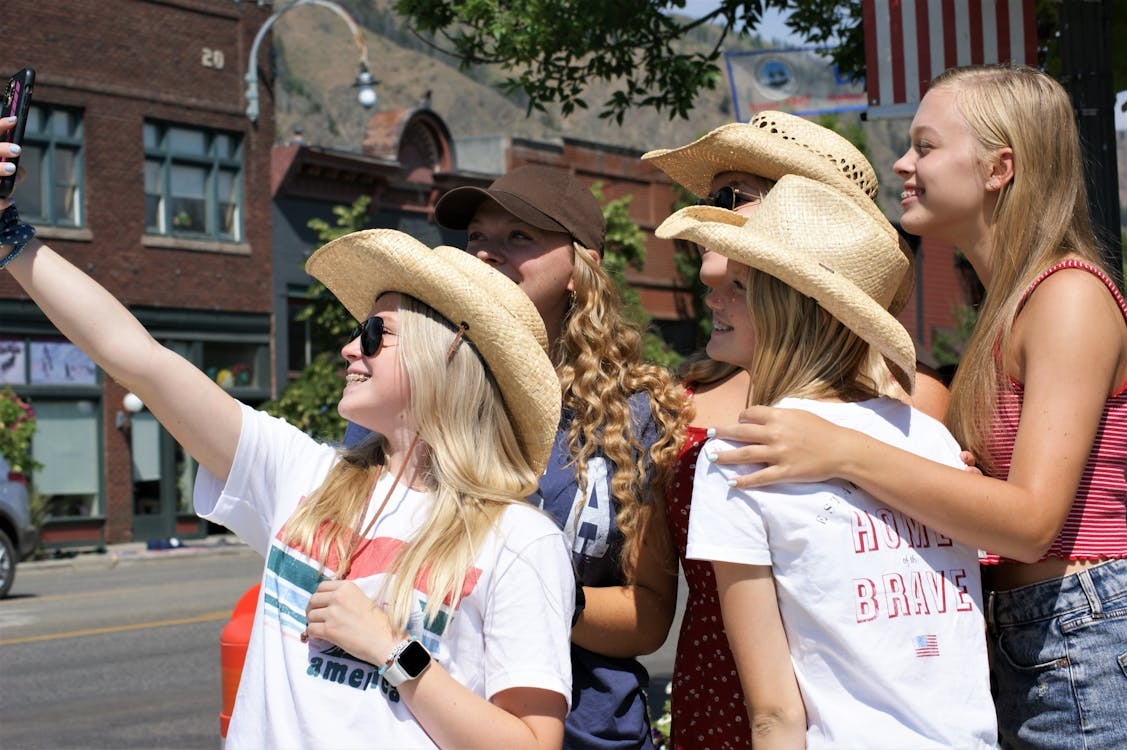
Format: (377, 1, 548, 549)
(985, 558, 1127, 749)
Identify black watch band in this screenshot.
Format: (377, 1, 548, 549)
(572, 581, 586, 627)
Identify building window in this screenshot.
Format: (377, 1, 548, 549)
(2, 335, 102, 519)
(0, 337, 97, 386)
(286, 291, 338, 380)
(144, 122, 243, 241)
(20, 104, 84, 227)
(200, 340, 270, 391)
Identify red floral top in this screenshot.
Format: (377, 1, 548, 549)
(666, 422, 752, 749)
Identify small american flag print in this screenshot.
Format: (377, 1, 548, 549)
(914, 634, 940, 657)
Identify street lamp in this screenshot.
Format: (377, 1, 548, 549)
(115, 391, 144, 432)
(243, 0, 378, 124)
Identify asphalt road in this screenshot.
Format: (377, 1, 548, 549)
(0, 538, 685, 748)
(0, 543, 262, 750)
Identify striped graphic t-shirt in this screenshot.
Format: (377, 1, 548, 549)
(981, 260, 1127, 564)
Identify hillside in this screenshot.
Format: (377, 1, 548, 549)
(265, 2, 1126, 233)
(267, 2, 776, 155)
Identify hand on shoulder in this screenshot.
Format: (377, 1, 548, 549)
(706, 405, 847, 489)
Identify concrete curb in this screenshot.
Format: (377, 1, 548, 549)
(21, 534, 253, 572)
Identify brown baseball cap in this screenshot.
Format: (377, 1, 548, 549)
(434, 165, 605, 253)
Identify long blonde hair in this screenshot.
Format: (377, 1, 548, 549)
(557, 243, 687, 580)
(743, 267, 879, 406)
(283, 296, 541, 630)
(938, 65, 1107, 475)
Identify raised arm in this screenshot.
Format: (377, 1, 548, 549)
(2, 211, 242, 482)
(709, 269, 1124, 563)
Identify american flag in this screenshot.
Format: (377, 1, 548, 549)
(914, 634, 941, 657)
(862, 0, 1038, 118)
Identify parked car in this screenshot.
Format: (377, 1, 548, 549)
(0, 455, 39, 598)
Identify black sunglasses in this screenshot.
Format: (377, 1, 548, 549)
(697, 186, 763, 211)
(350, 316, 388, 357)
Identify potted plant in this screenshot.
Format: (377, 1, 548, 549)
(0, 386, 40, 479)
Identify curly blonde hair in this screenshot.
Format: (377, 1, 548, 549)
(557, 244, 688, 580)
(282, 295, 544, 631)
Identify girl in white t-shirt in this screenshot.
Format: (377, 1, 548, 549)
(654, 175, 997, 749)
(0, 186, 574, 749)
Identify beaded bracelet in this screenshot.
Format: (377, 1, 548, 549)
(0, 203, 36, 269)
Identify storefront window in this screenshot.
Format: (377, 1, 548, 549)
(201, 341, 269, 391)
(126, 412, 196, 518)
(0, 338, 27, 384)
(130, 411, 162, 517)
(28, 341, 97, 385)
(31, 399, 101, 519)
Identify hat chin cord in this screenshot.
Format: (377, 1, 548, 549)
(334, 430, 423, 581)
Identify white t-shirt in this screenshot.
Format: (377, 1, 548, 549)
(195, 404, 574, 750)
(687, 397, 997, 750)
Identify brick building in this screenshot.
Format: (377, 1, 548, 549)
(0, 0, 277, 547)
(271, 118, 703, 381)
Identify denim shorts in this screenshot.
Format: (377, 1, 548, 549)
(985, 557, 1127, 750)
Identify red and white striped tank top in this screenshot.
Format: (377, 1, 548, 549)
(980, 260, 1127, 564)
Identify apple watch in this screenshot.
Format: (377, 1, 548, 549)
(380, 637, 432, 687)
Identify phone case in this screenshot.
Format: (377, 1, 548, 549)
(0, 67, 36, 200)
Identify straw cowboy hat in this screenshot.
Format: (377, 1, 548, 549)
(642, 111, 879, 200)
(656, 174, 917, 394)
(306, 229, 562, 472)
(642, 111, 916, 315)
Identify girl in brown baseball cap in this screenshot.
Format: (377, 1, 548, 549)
(433, 164, 688, 750)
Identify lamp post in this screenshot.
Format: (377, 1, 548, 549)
(115, 391, 144, 432)
(242, 0, 378, 124)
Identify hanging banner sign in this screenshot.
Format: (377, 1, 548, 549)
(725, 47, 868, 121)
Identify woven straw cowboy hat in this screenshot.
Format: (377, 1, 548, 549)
(656, 174, 917, 395)
(643, 111, 879, 199)
(306, 229, 562, 472)
(642, 111, 915, 315)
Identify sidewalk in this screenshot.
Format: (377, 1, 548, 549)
(22, 533, 252, 572)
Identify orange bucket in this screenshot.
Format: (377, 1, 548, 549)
(219, 583, 261, 739)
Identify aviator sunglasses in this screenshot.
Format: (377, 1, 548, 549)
(350, 316, 390, 357)
(697, 185, 763, 211)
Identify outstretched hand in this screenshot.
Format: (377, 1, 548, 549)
(707, 405, 852, 489)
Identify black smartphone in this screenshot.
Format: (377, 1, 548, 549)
(0, 67, 36, 200)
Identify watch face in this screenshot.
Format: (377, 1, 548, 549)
(398, 640, 432, 677)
